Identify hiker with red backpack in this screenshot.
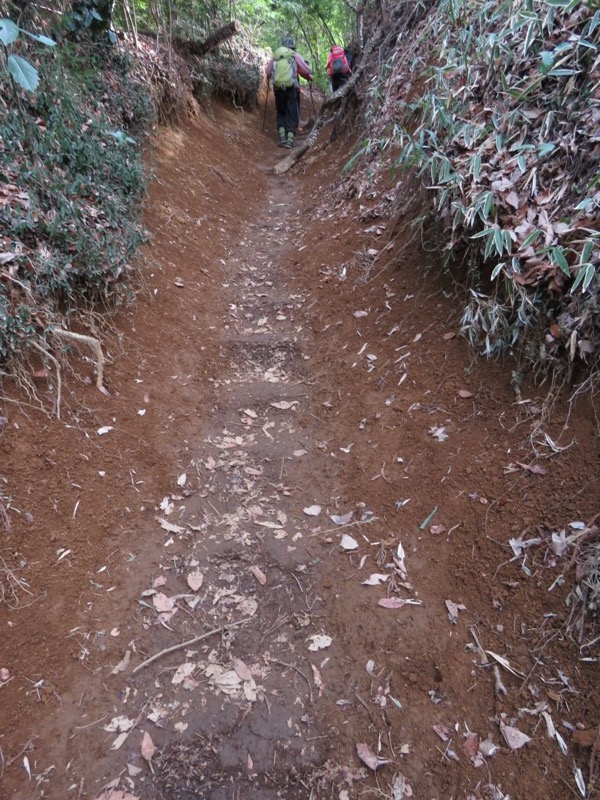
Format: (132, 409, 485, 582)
(265, 37, 313, 149)
(327, 44, 352, 93)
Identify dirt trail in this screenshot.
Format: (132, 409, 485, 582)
(1, 101, 598, 800)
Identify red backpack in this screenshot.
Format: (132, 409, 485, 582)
(328, 46, 351, 77)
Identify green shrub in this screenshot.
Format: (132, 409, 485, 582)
(353, 0, 600, 376)
(0, 37, 153, 360)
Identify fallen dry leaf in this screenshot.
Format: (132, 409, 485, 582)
(232, 657, 253, 682)
(500, 721, 531, 750)
(152, 592, 175, 613)
(463, 732, 479, 758)
(362, 573, 389, 586)
(110, 731, 130, 751)
(303, 504, 322, 516)
(516, 461, 547, 475)
(378, 598, 422, 609)
(157, 518, 185, 535)
(433, 724, 450, 741)
(307, 634, 332, 651)
(331, 511, 354, 525)
(445, 599, 467, 623)
(104, 715, 134, 733)
(340, 533, 359, 550)
(93, 791, 140, 800)
(442, 332, 456, 340)
(429, 524, 447, 535)
(429, 425, 448, 442)
(391, 772, 413, 799)
(187, 570, 204, 592)
(141, 731, 155, 762)
(356, 742, 392, 771)
(111, 650, 131, 675)
(458, 389, 474, 398)
(311, 664, 324, 696)
(172, 662, 195, 685)
(270, 400, 298, 410)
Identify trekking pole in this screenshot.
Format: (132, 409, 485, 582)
(262, 82, 270, 132)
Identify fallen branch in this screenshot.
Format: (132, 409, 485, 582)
(131, 618, 250, 674)
(274, 26, 383, 175)
(50, 327, 106, 392)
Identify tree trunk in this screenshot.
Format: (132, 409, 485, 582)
(196, 19, 241, 56)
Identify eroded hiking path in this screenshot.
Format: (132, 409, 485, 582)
(2, 102, 598, 800)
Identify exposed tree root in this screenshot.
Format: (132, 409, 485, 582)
(50, 327, 106, 392)
(29, 340, 62, 420)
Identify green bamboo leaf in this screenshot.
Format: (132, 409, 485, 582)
(7, 54, 39, 91)
(551, 246, 570, 274)
(570, 266, 587, 293)
(519, 231, 543, 250)
(582, 263, 595, 293)
(580, 241, 594, 264)
(491, 262, 505, 280)
(472, 228, 493, 239)
(540, 50, 554, 74)
(0, 17, 19, 45)
(494, 227, 504, 256)
(21, 29, 56, 47)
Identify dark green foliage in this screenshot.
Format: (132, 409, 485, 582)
(0, 39, 153, 360)
(66, 0, 116, 41)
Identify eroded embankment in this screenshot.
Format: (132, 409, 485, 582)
(0, 100, 598, 800)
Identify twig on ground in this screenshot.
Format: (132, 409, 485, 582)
(493, 664, 507, 696)
(6, 738, 35, 768)
(272, 659, 314, 704)
(132, 618, 250, 673)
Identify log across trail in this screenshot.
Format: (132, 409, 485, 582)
(0, 100, 597, 800)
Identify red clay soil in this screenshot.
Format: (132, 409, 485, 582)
(0, 98, 599, 800)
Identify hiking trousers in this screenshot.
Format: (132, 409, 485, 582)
(274, 86, 299, 136)
(331, 74, 350, 93)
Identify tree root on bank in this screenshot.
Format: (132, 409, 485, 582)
(30, 340, 63, 420)
(274, 26, 383, 176)
(50, 327, 106, 393)
(26, 327, 108, 419)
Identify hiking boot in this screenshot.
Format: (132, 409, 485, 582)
(285, 132, 295, 149)
(277, 127, 286, 147)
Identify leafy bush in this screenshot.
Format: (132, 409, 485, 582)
(353, 0, 600, 377)
(0, 35, 153, 360)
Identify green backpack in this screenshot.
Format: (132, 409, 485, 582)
(273, 46, 296, 88)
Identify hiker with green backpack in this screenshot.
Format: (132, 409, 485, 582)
(265, 37, 313, 149)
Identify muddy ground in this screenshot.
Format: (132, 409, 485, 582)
(0, 99, 599, 800)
